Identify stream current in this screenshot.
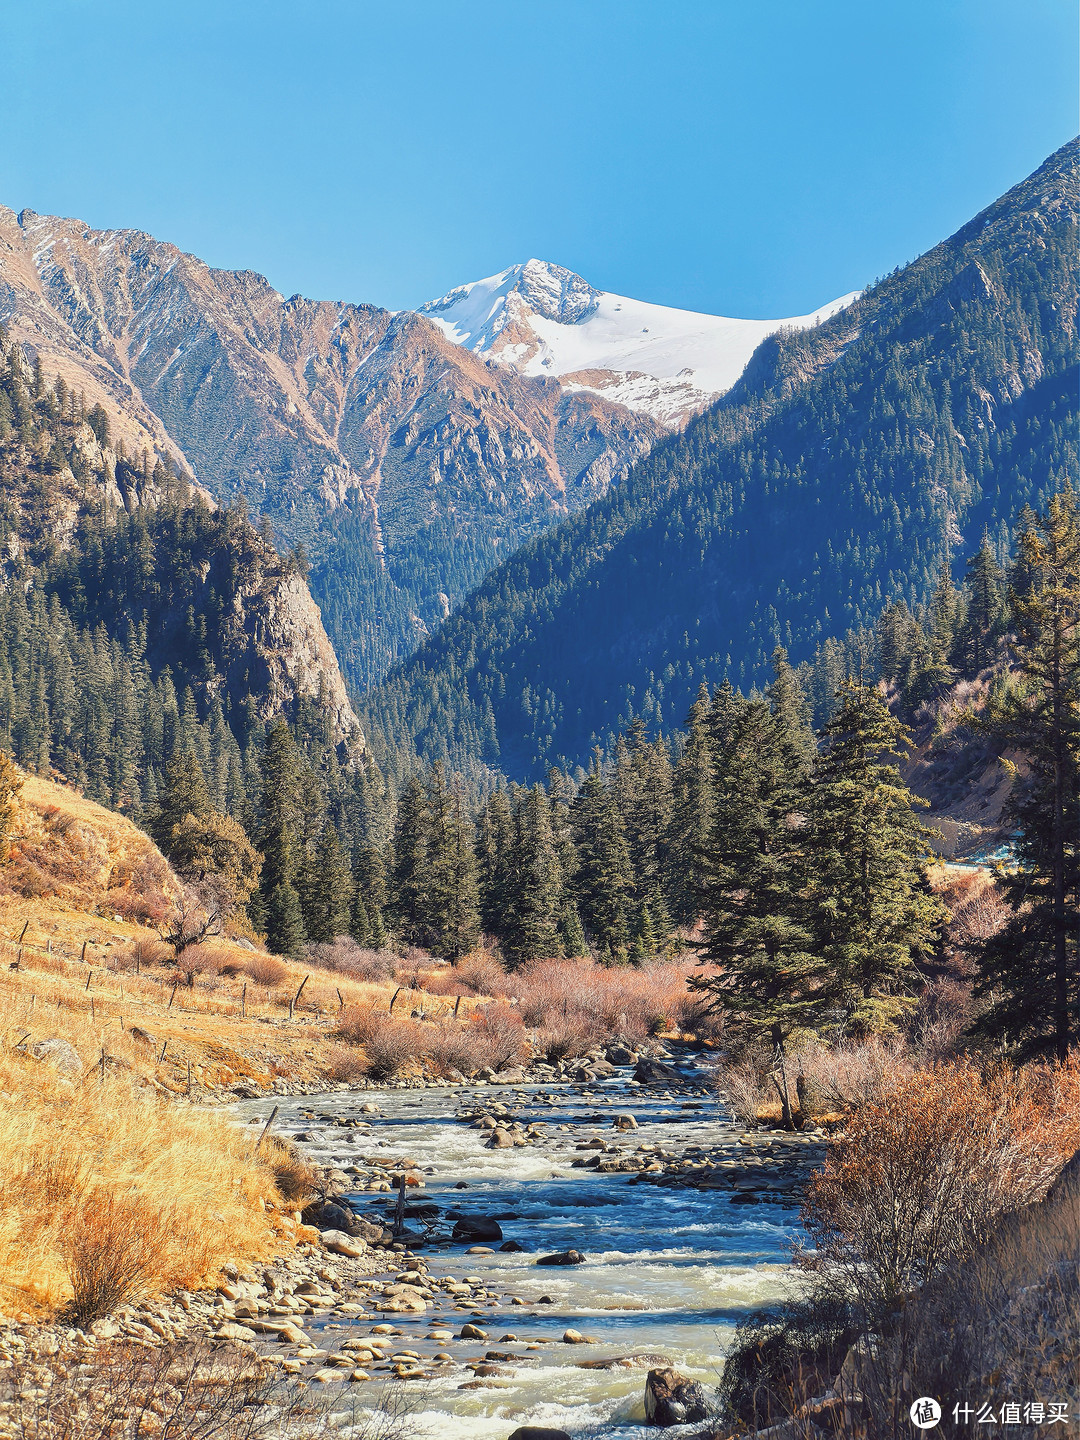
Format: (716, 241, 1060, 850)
(240, 1066, 797, 1437)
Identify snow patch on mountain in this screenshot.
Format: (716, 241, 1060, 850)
(419, 259, 858, 426)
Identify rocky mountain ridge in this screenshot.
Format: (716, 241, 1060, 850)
(0, 209, 662, 690)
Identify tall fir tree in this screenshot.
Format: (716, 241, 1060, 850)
(974, 490, 1079, 1059)
(502, 785, 564, 967)
(803, 682, 943, 1032)
(423, 765, 481, 960)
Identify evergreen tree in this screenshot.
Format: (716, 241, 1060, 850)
(973, 490, 1079, 1059)
(572, 763, 632, 958)
(803, 682, 944, 1032)
(423, 766, 481, 960)
(255, 722, 306, 953)
(693, 694, 826, 1056)
(502, 785, 563, 967)
(955, 532, 1005, 675)
(389, 773, 431, 944)
(303, 824, 354, 944)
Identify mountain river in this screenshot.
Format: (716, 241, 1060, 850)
(238, 1063, 806, 1438)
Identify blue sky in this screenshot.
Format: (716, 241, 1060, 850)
(2, 0, 1076, 316)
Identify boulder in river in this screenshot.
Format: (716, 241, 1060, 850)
(507, 1429, 573, 1440)
(634, 1058, 682, 1084)
(605, 1044, 638, 1066)
(613, 1112, 638, 1130)
(644, 1367, 709, 1426)
(452, 1216, 504, 1242)
(321, 1229, 367, 1258)
(537, 1249, 585, 1266)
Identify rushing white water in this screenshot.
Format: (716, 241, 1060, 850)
(240, 1068, 800, 1437)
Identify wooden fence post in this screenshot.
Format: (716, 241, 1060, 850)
(256, 1105, 280, 1152)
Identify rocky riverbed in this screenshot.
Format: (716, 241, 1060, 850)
(225, 1051, 828, 1437)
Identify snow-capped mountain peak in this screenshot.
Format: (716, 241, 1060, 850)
(418, 260, 858, 427)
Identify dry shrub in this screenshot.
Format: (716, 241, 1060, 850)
(858, 1154, 1080, 1428)
(716, 1038, 917, 1126)
(334, 1008, 423, 1079)
(307, 937, 397, 982)
(721, 1076, 1080, 1437)
(0, 1028, 278, 1316)
(423, 950, 508, 998)
(940, 869, 1011, 950)
(803, 1056, 1080, 1308)
(504, 956, 696, 1044)
(62, 1192, 172, 1323)
(243, 954, 288, 987)
(362, 1017, 424, 1080)
(112, 936, 169, 973)
(175, 942, 220, 987)
(469, 1000, 528, 1070)
(323, 1042, 370, 1084)
(536, 1014, 598, 1063)
(261, 1135, 318, 1204)
(425, 1023, 486, 1078)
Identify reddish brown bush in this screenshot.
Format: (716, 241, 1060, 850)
(62, 1193, 172, 1323)
(112, 937, 170, 973)
(425, 1024, 487, 1078)
(323, 1043, 370, 1084)
(803, 1057, 1080, 1307)
(243, 954, 288, 987)
(334, 1007, 423, 1079)
(423, 951, 509, 998)
(469, 1001, 528, 1070)
(307, 938, 397, 982)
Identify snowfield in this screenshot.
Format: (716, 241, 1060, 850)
(419, 259, 858, 426)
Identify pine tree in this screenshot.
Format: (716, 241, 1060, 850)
(803, 682, 943, 1032)
(303, 824, 354, 944)
(668, 685, 715, 926)
(423, 766, 481, 961)
(572, 764, 632, 957)
(389, 773, 431, 945)
(973, 490, 1079, 1059)
(255, 722, 306, 953)
(955, 532, 1005, 675)
(693, 694, 826, 1057)
(502, 785, 563, 967)
(477, 788, 514, 935)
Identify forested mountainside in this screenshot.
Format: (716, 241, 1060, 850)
(0, 333, 362, 815)
(361, 140, 1079, 783)
(0, 208, 663, 692)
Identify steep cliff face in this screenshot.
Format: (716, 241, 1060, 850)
(0, 336, 362, 747)
(0, 209, 661, 689)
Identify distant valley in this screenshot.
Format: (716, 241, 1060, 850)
(0, 220, 841, 694)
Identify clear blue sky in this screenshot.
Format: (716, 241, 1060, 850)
(2, 0, 1076, 317)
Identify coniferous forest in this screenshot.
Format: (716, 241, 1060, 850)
(0, 319, 1075, 1062)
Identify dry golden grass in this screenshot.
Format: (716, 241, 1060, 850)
(0, 772, 434, 1322)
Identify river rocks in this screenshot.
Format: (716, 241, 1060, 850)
(321, 1230, 368, 1258)
(452, 1216, 503, 1242)
(28, 1038, 83, 1076)
(644, 1367, 709, 1426)
(562, 1329, 592, 1344)
(488, 1128, 515, 1148)
(458, 1323, 487, 1339)
(634, 1058, 682, 1084)
(537, 1250, 585, 1266)
(605, 1045, 638, 1066)
(214, 1321, 257, 1342)
(613, 1112, 638, 1130)
(508, 1429, 573, 1440)
(499, 1240, 527, 1252)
